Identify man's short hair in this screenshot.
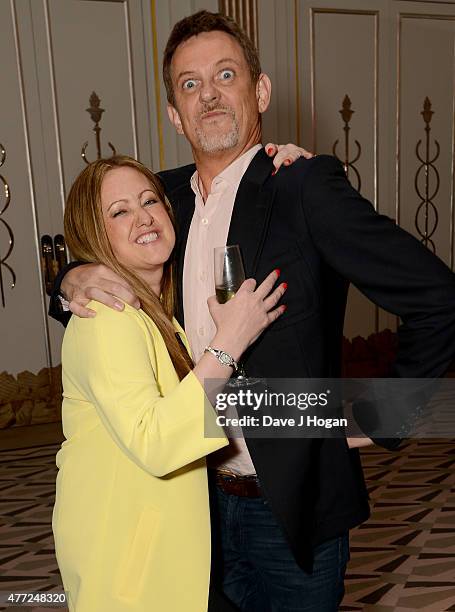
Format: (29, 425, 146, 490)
(163, 10, 262, 107)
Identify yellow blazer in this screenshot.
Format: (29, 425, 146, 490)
(52, 302, 227, 611)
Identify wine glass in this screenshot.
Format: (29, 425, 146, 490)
(214, 245, 260, 387)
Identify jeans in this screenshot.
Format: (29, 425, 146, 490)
(214, 486, 350, 612)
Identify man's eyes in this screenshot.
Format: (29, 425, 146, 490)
(219, 69, 234, 80)
(182, 79, 198, 90)
(181, 70, 235, 90)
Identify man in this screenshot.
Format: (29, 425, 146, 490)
(51, 11, 455, 612)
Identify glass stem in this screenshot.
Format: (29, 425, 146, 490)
(237, 362, 247, 379)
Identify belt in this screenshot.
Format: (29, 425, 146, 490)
(214, 471, 262, 498)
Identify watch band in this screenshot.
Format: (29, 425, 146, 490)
(204, 346, 238, 372)
(58, 294, 71, 312)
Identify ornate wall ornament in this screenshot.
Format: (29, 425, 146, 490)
(333, 95, 362, 192)
(414, 97, 440, 253)
(0, 143, 16, 308)
(81, 92, 117, 163)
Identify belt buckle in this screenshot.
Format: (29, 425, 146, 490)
(216, 468, 237, 479)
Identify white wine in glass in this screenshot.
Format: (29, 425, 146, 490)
(214, 245, 245, 303)
(214, 245, 260, 386)
(215, 287, 237, 304)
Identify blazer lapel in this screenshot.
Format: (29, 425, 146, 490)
(172, 190, 195, 328)
(227, 148, 275, 277)
(170, 148, 274, 325)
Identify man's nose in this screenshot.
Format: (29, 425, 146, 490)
(199, 80, 220, 104)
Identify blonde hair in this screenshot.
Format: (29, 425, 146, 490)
(64, 155, 193, 380)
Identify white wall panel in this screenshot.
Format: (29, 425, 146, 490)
(397, 10, 455, 267)
(153, 0, 218, 170)
(0, 1, 50, 374)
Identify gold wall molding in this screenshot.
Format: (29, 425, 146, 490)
(400, 1, 455, 4)
(43, 0, 66, 216)
(0, 143, 15, 308)
(396, 12, 455, 244)
(309, 8, 378, 209)
(0, 366, 62, 429)
(12, 0, 51, 367)
(219, 0, 259, 50)
(452, 34, 455, 270)
(45, 0, 138, 171)
(123, 0, 139, 159)
(151, 0, 165, 169)
(307, 8, 379, 334)
(294, 0, 301, 146)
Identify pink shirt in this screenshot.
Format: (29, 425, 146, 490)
(183, 144, 262, 475)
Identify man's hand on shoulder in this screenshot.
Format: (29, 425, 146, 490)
(61, 263, 141, 319)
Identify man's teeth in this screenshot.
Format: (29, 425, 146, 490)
(137, 231, 158, 244)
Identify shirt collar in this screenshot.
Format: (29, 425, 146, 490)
(190, 144, 262, 198)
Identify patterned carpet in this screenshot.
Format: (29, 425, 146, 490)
(0, 439, 454, 611)
(343, 439, 455, 612)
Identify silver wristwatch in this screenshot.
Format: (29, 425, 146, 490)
(204, 346, 238, 372)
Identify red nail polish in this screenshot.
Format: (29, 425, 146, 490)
(281, 304, 287, 312)
(267, 146, 273, 155)
(284, 159, 290, 165)
(275, 268, 281, 276)
(282, 282, 288, 290)
(271, 169, 278, 176)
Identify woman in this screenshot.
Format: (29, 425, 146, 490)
(52, 155, 286, 611)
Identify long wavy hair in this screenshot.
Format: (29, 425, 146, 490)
(64, 155, 193, 380)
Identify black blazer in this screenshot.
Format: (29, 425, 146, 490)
(158, 149, 455, 571)
(50, 150, 455, 574)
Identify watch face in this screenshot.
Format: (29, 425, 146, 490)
(220, 352, 231, 365)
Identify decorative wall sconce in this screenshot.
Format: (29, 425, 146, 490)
(332, 95, 362, 192)
(0, 143, 15, 308)
(81, 92, 117, 164)
(414, 97, 440, 253)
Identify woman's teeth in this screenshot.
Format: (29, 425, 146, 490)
(137, 231, 158, 244)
